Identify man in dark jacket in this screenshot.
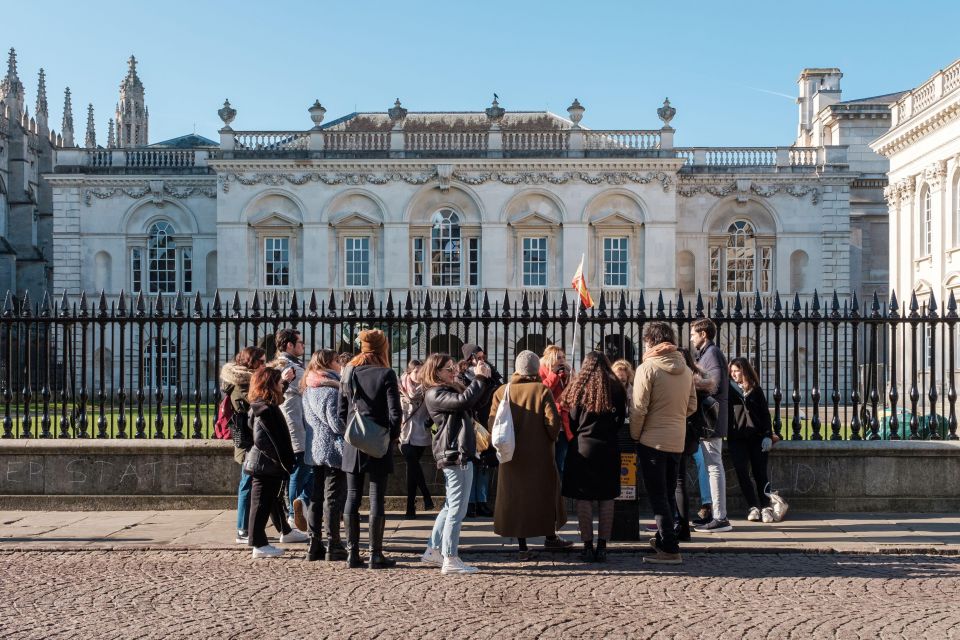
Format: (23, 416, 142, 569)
(689, 319, 732, 533)
(458, 343, 503, 517)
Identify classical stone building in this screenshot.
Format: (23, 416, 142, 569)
(44, 64, 897, 313)
(871, 58, 960, 304)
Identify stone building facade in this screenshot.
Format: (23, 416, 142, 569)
(871, 58, 960, 304)
(44, 64, 897, 311)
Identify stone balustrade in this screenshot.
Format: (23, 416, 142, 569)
(584, 130, 661, 150)
(674, 146, 829, 169)
(503, 130, 569, 152)
(233, 131, 309, 151)
(326, 130, 389, 152)
(52, 148, 212, 172)
(891, 58, 960, 126)
(405, 131, 487, 153)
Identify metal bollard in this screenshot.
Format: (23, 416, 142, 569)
(612, 427, 640, 540)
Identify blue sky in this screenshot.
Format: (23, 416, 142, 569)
(5, 0, 959, 146)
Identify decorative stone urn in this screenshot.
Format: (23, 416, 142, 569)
(308, 100, 326, 128)
(485, 95, 505, 125)
(388, 98, 408, 127)
(657, 97, 676, 128)
(567, 98, 585, 128)
(217, 99, 236, 130)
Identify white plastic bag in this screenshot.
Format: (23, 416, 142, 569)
(490, 383, 516, 463)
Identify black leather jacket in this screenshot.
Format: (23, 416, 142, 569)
(424, 376, 487, 469)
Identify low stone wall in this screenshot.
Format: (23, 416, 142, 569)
(0, 440, 957, 512)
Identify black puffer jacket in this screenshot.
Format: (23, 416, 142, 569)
(248, 401, 296, 476)
(425, 376, 488, 469)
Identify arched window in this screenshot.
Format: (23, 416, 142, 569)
(430, 209, 461, 287)
(726, 220, 756, 293)
(148, 222, 177, 294)
(923, 187, 933, 256)
(131, 220, 192, 295)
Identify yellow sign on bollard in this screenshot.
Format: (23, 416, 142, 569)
(617, 452, 637, 500)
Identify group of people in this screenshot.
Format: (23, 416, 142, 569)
(220, 317, 784, 571)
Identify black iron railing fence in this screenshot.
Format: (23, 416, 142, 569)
(0, 287, 956, 441)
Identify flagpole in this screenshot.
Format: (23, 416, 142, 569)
(569, 253, 585, 369)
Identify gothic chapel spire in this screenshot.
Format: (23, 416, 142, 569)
(35, 68, 48, 135)
(1, 47, 24, 120)
(85, 103, 96, 148)
(115, 54, 148, 147)
(62, 87, 75, 146)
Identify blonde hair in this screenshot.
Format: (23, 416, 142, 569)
(541, 344, 565, 370)
(611, 359, 635, 382)
(300, 349, 338, 392)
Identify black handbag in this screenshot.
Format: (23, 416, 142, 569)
(242, 417, 290, 478)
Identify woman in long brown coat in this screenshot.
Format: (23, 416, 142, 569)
(489, 350, 571, 559)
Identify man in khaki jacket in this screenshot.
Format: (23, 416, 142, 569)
(630, 321, 697, 565)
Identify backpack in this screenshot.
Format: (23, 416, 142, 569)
(214, 395, 233, 440)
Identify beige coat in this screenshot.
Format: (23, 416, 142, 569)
(489, 374, 567, 538)
(629, 350, 697, 453)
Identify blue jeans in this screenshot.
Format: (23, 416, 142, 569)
(430, 463, 473, 557)
(469, 463, 489, 504)
(692, 446, 711, 506)
(288, 452, 314, 517)
(237, 468, 252, 532)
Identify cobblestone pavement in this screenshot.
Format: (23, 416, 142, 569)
(2, 550, 959, 639)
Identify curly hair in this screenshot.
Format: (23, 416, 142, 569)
(559, 351, 617, 414)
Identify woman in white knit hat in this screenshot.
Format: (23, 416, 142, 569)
(489, 350, 571, 560)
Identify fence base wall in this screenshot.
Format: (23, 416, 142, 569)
(0, 440, 958, 512)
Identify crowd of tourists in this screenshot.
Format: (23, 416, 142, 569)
(219, 318, 787, 571)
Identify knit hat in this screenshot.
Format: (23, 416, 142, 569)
(358, 328, 387, 354)
(514, 350, 540, 376)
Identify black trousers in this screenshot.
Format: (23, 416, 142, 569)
(307, 464, 347, 540)
(674, 453, 691, 535)
(249, 475, 284, 548)
(400, 444, 432, 512)
(729, 437, 769, 509)
(344, 470, 388, 519)
(637, 443, 681, 554)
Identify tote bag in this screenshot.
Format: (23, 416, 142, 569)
(490, 383, 516, 463)
(343, 366, 391, 459)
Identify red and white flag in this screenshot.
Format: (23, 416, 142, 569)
(571, 255, 594, 309)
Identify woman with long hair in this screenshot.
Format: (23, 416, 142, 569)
(246, 366, 296, 558)
(399, 359, 434, 519)
(338, 329, 402, 569)
(610, 359, 635, 401)
(301, 348, 348, 561)
(221, 346, 265, 545)
(539, 345, 573, 478)
(558, 351, 627, 562)
(419, 352, 491, 575)
(728, 357, 779, 522)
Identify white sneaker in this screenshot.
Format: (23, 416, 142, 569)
(420, 547, 443, 567)
(761, 507, 775, 523)
(747, 507, 761, 522)
(252, 544, 284, 558)
(279, 528, 309, 543)
(441, 556, 479, 575)
(235, 530, 249, 544)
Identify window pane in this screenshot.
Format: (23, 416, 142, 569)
(709, 247, 721, 293)
(522, 237, 547, 287)
(725, 221, 755, 293)
(344, 237, 370, 287)
(264, 237, 290, 287)
(148, 222, 176, 294)
(181, 248, 192, 293)
(603, 237, 628, 287)
(468, 237, 480, 287)
(131, 248, 142, 294)
(431, 209, 461, 287)
(413, 237, 424, 287)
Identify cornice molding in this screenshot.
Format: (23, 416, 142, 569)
(871, 94, 960, 157)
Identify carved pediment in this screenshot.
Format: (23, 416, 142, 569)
(248, 210, 300, 228)
(330, 211, 381, 227)
(509, 210, 560, 227)
(590, 211, 639, 227)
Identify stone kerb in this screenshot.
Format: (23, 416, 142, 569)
(1, 440, 959, 512)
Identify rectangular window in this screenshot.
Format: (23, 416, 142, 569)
(522, 237, 548, 287)
(131, 248, 142, 294)
(264, 237, 289, 287)
(759, 246, 772, 293)
(344, 237, 370, 287)
(709, 247, 721, 293)
(602, 237, 629, 287)
(468, 237, 480, 287)
(412, 237, 424, 287)
(181, 248, 192, 293)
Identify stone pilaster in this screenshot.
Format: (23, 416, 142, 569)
(52, 186, 82, 295)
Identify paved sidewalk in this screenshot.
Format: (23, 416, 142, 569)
(2, 510, 959, 554)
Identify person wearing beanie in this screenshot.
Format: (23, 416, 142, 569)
(489, 350, 572, 559)
(456, 343, 503, 518)
(339, 329, 402, 569)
